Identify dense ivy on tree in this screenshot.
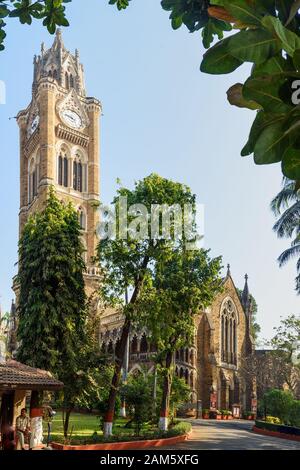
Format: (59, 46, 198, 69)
(17, 188, 101, 437)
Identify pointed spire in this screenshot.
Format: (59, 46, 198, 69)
(10, 299, 16, 315)
(226, 263, 231, 277)
(241, 274, 251, 313)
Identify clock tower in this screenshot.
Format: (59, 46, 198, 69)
(16, 30, 102, 301)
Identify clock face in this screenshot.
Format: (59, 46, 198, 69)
(29, 115, 40, 136)
(61, 109, 82, 129)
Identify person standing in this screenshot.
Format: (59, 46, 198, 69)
(16, 408, 31, 450)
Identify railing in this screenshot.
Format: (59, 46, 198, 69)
(130, 352, 154, 362)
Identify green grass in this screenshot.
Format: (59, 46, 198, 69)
(46, 412, 190, 445)
(46, 412, 156, 445)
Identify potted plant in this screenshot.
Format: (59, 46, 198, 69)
(244, 411, 255, 420)
(221, 410, 229, 420)
(227, 411, 233, 420)
(202, 409, 210, 419)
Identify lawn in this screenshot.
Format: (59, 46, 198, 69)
(45, 411, 157, 445)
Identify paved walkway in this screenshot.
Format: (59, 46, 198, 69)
(165, 420, 300, 450)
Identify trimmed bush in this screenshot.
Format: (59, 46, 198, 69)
(266, 416, 281, 424)
(255, 420, 300, 437)
(289, 401, 300, 428)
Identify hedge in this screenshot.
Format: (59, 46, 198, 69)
(255, 420, 300, 437)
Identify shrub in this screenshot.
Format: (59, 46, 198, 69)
(163, 421, 191, 438)
(262, 389, 294, 424)
(289, 401, 300, 427)
(121, 374, 153, 436)
(266, 416, 281, 424)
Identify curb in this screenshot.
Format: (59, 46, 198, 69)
(252, 426, 300, 443)
(51, 432, 190, 450)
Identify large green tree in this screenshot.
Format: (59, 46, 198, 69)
(17, 188, 96, 436)
(97, 173, 198, 436)
(135, 248, 222, 430)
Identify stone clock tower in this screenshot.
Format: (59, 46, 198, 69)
(16, 30, 102, 301)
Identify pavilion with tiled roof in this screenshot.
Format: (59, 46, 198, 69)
(0, 360, 63, 392)
(0, 360, 63, 450)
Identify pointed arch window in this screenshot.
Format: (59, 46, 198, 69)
(28, 155, 39, 204)
(58, 152, 69, 188)
(221, 299, 237, 365)
(65, 72, 69, 90)
(78, 207, 86, 230)
(73, 155, 86, 192)
(70, 74, 75, 88)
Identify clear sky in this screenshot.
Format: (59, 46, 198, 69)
(0, 0, 298, 340)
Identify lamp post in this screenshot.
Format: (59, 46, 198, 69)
(120, 287, 130, 418)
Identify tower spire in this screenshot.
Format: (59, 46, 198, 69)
(241, 274, 251, 313)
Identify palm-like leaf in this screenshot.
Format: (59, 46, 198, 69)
(273, 202, 300, 238)
(272, 179, 300, 294)
(271, 178, 298, 217)
(278, 243, 300, 267)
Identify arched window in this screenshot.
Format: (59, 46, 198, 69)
(65, 72, 69, 90)
(221, 299, 237, 365)
(73, 155, 86, 192)
(28, 155, 39, 204)
(140, 334, 148, 353)
(185, 369, 189, 385)
(70, 75, 75, 88)
(53, 70, 58, 80)
(58, 152, 68, 188)
(78, 207, 86, 230)
(131, 336, 138, 354)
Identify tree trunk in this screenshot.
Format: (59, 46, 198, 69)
(104, 256, 150, 437)
(63, 407, 73, 438)
(159, 350, 173, 431)
(104, 317, 131, 437)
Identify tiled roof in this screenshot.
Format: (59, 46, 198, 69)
(0, 360, 64, 391)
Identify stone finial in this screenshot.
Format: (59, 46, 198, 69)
(226, 263, 231, 277)
(41, 42, 45, 54)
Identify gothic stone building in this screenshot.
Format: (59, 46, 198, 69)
(14, 30, 101, 308)
(100, 270, 256, 411)
(11, 32, 255, 411)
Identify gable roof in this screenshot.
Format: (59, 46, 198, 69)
(0, 360, 63, 391)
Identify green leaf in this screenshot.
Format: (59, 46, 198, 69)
(243, 75, 291, 113)
(227, 83, 261, 110)
(241, 111, 285, 156)
(262, 15, 300, 57)
(282, 146, 300, 179)
(227, 28, 280, 65)
(254, 121, 287, 164)
(223, 0, 263, 26)
(285, 0, 300, 26)
(200, 37, 242, 74)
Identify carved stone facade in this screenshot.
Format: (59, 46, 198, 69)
(15, 30, 101, 306)
(100, 273, 256, 411)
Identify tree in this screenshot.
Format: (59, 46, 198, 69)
(135, 248, 222, 430)
(271, 179, 300, 294)
(109, 1, 300, 182)
(17, 188, 95, 437)
(97, 173, 198, 436)
(262, 389, 294, 424)
(5, 2, 300, 179)
(241, 315, 300, 401)
(121, 373, 153, 436)
(0, 0, 69, 50)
